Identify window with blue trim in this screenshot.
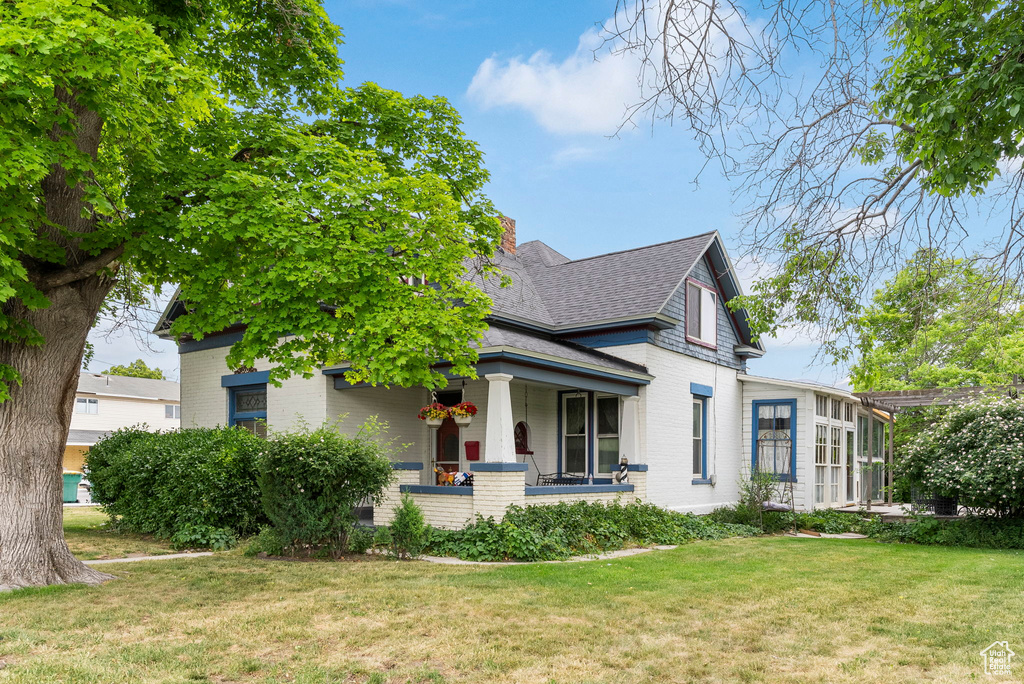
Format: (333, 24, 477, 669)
(692, 398, 706, 478)
(230, 384, 267, 438)
(753, 400, 795, 480)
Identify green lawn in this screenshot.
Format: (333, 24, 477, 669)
(2, 515, 1021, 683)
(63, 507, 176, 560)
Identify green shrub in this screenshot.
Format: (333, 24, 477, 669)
(347, 526, 375, 555)
(424, 500, 758, 562)
(864, 515, 1024, 548)
(87, 426, 266, 544)
(258, 425, 394, 557)
(898, 397, 1024, 517)
(244, 526, 286, 557)
(372, 526, 393, 550)
(388, 495, 428, 559)
(171, 524, 237, 551)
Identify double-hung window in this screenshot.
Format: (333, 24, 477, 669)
(692, 399, 704, 478)
(753, 400, 795, 480)
(230, 385, 267, 438)
(75, 397, 98, 415)
(596, 396, 620, 474)
(685, 280, 718, 348)
(814, 424, 828, 503)
(562, 393, 588, 475)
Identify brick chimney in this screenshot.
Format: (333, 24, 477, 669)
(499, 215, 516, 255)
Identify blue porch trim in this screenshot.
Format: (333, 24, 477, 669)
(625, 463, 648, 472)
(469, 462, 528, 472)
(222, 370, 270, 387)
(179, 330, 245, 354)
(391, 462, 424, 470)
(751, 398, 798, 482)
(690, 382, 714, 398)
(525, 484, 634, 495)
(566, 329, 653, 348)
(400, 485, 474, 495)
(327, 356, 649, 395)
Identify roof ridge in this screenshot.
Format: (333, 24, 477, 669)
(555, 231, 718, 266)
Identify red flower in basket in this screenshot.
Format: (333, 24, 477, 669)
(449, 401, 478, 418)
(418, 403, 450, 422)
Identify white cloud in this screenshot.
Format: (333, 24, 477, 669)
(550, 144, 604, 166)
(467, 27, 641, 136)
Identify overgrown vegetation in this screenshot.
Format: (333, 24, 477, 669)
(862, 515, 1024, 549)
(87, 427, 266, 548)
(257, 424, 395, 558)
(708, 506, 864, 535)
(425, 501, 759, 562)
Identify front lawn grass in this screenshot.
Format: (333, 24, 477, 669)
(63, 507, 176, 560)
(3, 520, 1023, 683)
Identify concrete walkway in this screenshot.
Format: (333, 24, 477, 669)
(421, 545, 678, 566)
(785, 532, 869, 539)
(83, 552, 214, 565)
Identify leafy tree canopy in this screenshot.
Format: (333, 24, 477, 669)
(0, 0, 502, 400)
(104, 359, 165, 380)
(850, 250, 1024, 391)
(611, 0, 1024, 353)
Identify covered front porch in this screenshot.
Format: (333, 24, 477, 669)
(326, 341, 653, 529)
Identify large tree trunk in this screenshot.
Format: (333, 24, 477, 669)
(0, 85, 116, 590)
(0, 278, 116, 590)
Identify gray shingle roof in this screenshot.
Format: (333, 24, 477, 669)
(496, 232, 716, 327)
(477, 324, 649, 376)
(66, 429, 109, 445)
(77, 373, 180, 401)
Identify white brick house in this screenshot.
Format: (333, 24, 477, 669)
(157, 220, 893, 526)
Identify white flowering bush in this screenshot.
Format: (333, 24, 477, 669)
(897, 397, 1024, 517)
(257, 424, 395, 556)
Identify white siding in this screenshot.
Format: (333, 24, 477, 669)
(70, 395, 180, 433)
(178, 345, 328, 432)
(625, 343, 744, 514)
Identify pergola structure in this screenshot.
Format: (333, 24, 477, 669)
(854, 384, 1024, 508)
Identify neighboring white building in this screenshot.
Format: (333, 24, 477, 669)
(64, 372, 181, 471)
(157, 219, 894, 526)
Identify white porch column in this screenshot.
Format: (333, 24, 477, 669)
(484, 373, 516, 463)
(620, 395, 641, 464)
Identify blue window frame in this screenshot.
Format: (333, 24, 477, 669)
(691, 383, 713, 484)
(229, 384, 267, 437)
(752, 399, 797, 481)
(692, 396, 709, 483)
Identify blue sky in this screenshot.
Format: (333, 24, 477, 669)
(87, 0, 838, 384)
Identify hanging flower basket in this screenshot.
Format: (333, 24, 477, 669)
(450, 401, 478, 427)
(418, 402, 449, 428)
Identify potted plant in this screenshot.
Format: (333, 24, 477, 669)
(449, 401, 478, 427)
(418, 403, 449, 428)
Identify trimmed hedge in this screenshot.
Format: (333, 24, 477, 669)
(87, 427, 267, 545)
(426, 500, 759, 562)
